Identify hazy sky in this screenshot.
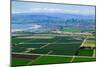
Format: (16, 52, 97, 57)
(12, 1, 95, 15)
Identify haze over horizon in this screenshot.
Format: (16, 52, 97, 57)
(12, 1, 95, 15)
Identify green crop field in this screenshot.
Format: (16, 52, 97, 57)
(72, 57, 96, 62)
(62, 28, 81, 32)
(12, 47, 27, 52)
(44, 43, 81, 55)
(29, 56, 72, 65)
(12, 43, 46, 52)
(14, 43, 46, 48)
(12, 58, 32, 66)
(77, 48, 93, 56)
(12, 37, 56, 45)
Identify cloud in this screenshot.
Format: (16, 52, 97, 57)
(30, 8, 65, 13)
(13, 7, 74, 14)
(13, 7, 95, 15)
(13, 8, 65, 13)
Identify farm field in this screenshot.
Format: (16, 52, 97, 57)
(72, 57, 96, 62)
(12, 54, 40, 66)
(31, 56, 96, 65)
(62, 28, 81, 32)
(12, 35, 83, 55)
(82, 38, 96, 47)
(12, 55, 96, 66)
(29, 56, 72, 65)
(77, 48, 93, 56)
(12, 58, 32, 66)
(12, 34, 96, 66)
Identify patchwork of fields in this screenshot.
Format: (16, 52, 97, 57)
(12, 34, 96, 66)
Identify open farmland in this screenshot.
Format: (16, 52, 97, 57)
(12, 53, 96, 66)
(77, 48, 93, 56)
(12, 35, 83, 55)
(12, 58, 32, 66)
(62, 28, 81, 32)
(12, 34, 96, 66)
(29, 43, 81, 55)
(29, 56, 72, 65)
(82, 38, 96, 48)
(12, 53, 40, 66)
(72, 57, 96, 62)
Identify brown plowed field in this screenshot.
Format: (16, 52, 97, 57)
(12, 54, 40, 59)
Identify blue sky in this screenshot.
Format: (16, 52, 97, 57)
(12, 1, 95, 15)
